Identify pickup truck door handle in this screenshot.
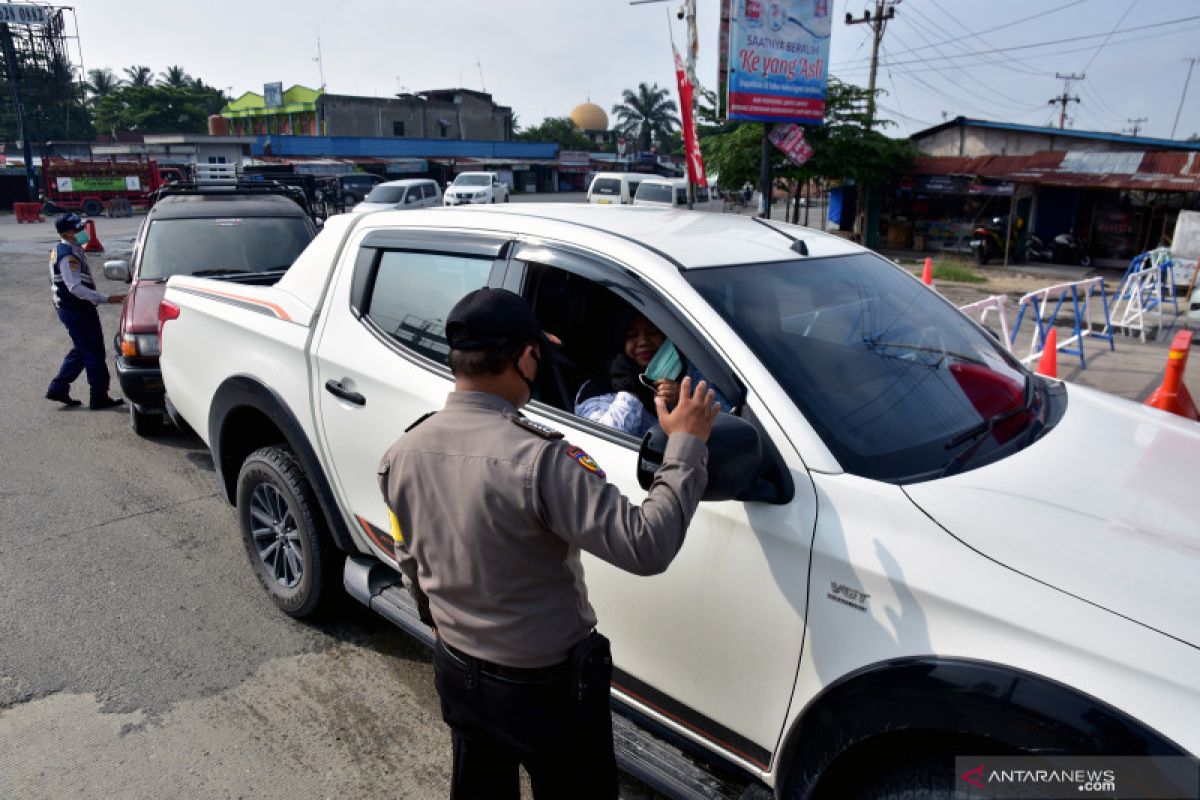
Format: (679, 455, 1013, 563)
(324, 379, 366, 406)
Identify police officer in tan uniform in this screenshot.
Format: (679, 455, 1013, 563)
(378, 288, 718, 800)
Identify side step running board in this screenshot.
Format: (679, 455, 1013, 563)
(343, 555, 773, 800)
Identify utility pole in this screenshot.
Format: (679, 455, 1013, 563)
(1049, 72, 1084, 129)
(845, 1, 898, 130)
(1171, 57, 1198, 140)
(0, 23, 37, 202)
(1123, 117, 1148, 137)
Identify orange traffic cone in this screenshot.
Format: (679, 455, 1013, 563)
(1144, 330, 1198, 420)
(921, 256, 933, 286)
(1036, 327, 1058, 378)
(83, 218, 104, 253)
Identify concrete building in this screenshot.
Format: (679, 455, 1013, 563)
(220, 86, 514, 142)
(318, 89, 513, 141)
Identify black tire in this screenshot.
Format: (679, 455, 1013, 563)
(82, 198, 103, 217)
(129, 404, 164, 437)
(849, 758, 955, 800)
(236, 445, 337, 619)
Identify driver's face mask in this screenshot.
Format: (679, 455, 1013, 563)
(639, 340, 683, 389)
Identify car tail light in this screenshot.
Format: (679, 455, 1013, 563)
(158, 299, 180, 339)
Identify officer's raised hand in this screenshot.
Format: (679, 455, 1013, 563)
(655, 376, 719, 442)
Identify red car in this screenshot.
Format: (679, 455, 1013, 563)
(104, 184, 317, 434)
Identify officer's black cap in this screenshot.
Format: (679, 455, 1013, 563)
(54, 212, 85, 233)
(446, 288, 543, 351)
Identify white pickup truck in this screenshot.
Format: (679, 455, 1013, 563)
(160, 206, 1200, 800)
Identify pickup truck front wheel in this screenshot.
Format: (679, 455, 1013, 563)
(236, 446, 335, 619)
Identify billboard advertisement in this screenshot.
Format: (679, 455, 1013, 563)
(726, 0, 832, 124)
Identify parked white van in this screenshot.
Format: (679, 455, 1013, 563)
(353, 179, 442, 212)
(587, 172, 646, 205)
(632, 177, 714, 210)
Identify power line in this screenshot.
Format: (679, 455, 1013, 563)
(1172, 57, 1199, 139)
(1123, 117, 1148, 136)
(872, 15, 1200, 69)
(844, 0, 899, 129)
(1079, 0, 1138, 75)
(912, 1, 1046, 79)
(885, 28, 1037, 113)
(833, 0, 1086, 69)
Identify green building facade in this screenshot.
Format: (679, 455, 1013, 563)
(221, 85, 321, 136)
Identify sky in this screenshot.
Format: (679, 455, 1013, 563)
(63, 0, 1200, 141)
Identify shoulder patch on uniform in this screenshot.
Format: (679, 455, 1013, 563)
(404, 411, 436, 432)
(66, 257, 80, 271)
(510, 415, 563, 440)
(565, 445, 606, 479)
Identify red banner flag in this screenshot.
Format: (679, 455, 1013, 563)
(673, 45, 708, 188)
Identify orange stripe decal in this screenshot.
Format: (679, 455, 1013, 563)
(192, 286, 292, 321)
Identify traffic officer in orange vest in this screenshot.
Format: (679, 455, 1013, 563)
(45, 213, 125, 409)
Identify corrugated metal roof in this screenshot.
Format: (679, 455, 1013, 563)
(910, 116, 1200, 152)
(912, 150, 1200, 192)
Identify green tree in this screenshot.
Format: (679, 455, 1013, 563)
(122, 65, 153, 87)
(93, 83, 226, 136)
(701, 78, 914, 195)
(612, 82, 679, 151)
(0, 50, 92, 141)
(158, 65, 192, 88)
(85, 68, 122, 106)
(516, 116, 596, 151)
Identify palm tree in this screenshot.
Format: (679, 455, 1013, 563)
(85, 68, 122, 104)
(122, 65, 153, 87)
(158, 65, 192, 88)
(611, 82, 680, 151)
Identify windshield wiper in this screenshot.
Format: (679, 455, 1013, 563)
(864, 339, 988, 367)
(190, 268, 250, 277)
(938, 376, 1036, 477)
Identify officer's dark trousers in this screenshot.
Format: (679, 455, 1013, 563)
(49, 304, 109, 400)
(433, 638, 617, 800)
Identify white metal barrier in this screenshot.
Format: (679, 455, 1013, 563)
(1113, 250, 1178, 342)
(957, 295, 1012, 350)
(1011, 276, 1115, 368)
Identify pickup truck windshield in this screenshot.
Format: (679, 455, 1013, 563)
(139, 217, 313, 280)
(454, 175, 491, 186)
(686, 254, 1038, 482)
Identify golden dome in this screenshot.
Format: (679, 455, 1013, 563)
(570, 102, 608, 132)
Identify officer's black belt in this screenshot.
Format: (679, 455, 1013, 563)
(440, 639, 571, 682)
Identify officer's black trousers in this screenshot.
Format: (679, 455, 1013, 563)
(49, 304, 109, 400)
(433, 638, 617, 800)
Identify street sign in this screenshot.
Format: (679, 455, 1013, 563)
(769, 123, 813, 167)
(0, 4, 49, 25)
(726, 0, 832, 124)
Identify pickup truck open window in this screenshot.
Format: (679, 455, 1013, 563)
(363, 250, 493, 365)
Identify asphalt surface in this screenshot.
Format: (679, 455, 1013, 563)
(1, 201, 1195, 799)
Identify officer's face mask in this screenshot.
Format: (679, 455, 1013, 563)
(74, 230, 89, 245)
(516, 345, 539, 401)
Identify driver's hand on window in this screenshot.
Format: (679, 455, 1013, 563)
(654, 379, 680, 408)
(656, 377, 719, 443)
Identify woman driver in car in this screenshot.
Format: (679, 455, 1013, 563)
(574, 312, 683, 437)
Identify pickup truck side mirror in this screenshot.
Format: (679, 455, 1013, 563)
(637, 414, 762, 502)
(103, 259, 131, 282)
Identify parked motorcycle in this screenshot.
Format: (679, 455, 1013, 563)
(1023, 231, 1092, 268)
(969, 216, 1015, 265)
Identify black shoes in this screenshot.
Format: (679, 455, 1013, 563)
(89, 396, 125, 410)
(46, 390, 82, 407)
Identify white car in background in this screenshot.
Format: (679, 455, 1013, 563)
(443, 171, 509, 205)
(353, 179, 441, 212)
(632, 177, 714, 210)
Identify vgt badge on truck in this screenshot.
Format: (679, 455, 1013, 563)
(828, 581, 870, 612)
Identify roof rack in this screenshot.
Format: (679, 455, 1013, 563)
(149, 178, 317, 222)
